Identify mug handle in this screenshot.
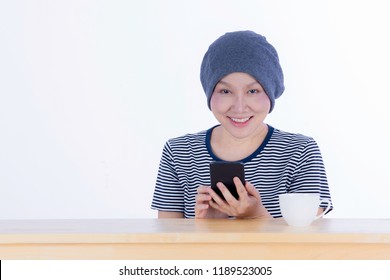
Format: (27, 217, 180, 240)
(314, 198, 331, 220)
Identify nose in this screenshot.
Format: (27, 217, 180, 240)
(232, 93, 247, 112)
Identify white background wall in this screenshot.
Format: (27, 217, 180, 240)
(1, 0, 389, 219)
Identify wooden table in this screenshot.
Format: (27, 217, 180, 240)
(0, 218, 389, 259)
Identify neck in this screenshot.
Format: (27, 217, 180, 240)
(211, 123, 269, 161)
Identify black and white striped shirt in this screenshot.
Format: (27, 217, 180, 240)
(151, 125, 332, 218)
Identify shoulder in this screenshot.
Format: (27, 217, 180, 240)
(166, 129, 208, 146)
(163, 129, 210, 155)
(160, 129, 211, 164)
(266, 127, 322, 156)
(270, 127, 317, 145)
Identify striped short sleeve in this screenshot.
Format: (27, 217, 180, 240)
(151, 125, 333, 218)
(151, 141, 185, 213)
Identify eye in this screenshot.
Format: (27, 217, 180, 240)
(219, 89, 230, 94)
(248, 89, 258, 94)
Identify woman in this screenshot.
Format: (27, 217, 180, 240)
(151, 30, 332, 219)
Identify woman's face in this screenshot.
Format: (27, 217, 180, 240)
(210, 72, 270, 140)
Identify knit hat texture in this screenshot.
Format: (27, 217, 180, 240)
(200, 30, 284, 112)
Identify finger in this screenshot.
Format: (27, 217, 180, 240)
(208, 192, 234, 217)
(195, 203, 209, 211)
(195, 193, 212, 203)
(195, 203, 209, 218)
(233, 177, 247, 199)
(212, 183, 238, 216)
(208, 196, 227, 213)
(197, 185, 210, 194)
(245, 181, 261, 199)
(208, 184, 227, 205)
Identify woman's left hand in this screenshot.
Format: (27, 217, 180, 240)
(208, 177, 271, 219)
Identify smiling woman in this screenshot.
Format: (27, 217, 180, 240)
(210, 73, 270, 145)
(150, 30, 333, 219)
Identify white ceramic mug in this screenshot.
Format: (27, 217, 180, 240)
(279, 193, 331, 226)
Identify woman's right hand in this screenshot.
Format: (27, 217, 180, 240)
(195, 185, 228, 219)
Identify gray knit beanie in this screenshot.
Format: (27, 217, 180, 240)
(200, 31, 284, 112)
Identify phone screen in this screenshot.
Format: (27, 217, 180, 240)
(210, 162, 245, 200)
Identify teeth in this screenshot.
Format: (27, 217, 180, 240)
(231, 117, 250, 123)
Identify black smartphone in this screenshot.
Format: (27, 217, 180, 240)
(210, 161, 245, 200)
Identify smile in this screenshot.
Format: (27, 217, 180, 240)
(228, 117, 252, 124)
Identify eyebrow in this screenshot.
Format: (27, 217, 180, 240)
(217, 80, 260, 87)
